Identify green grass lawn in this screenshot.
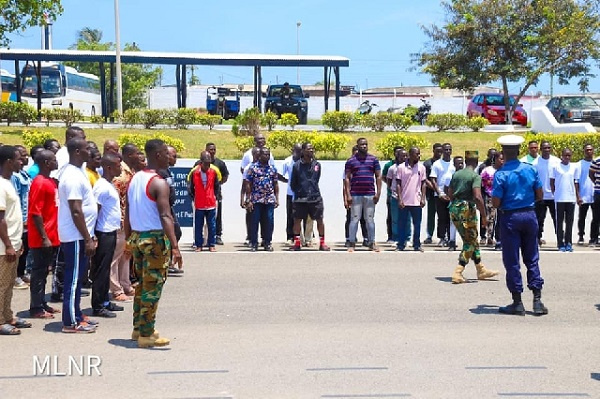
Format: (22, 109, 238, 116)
(0, 125, 519, 161)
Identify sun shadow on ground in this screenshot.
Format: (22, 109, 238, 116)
(595, 304, 600, 311)
(591, 373, 600, 381)
(435, 277, 478, 284)
(469, 304, 500, 314)
(108, 338, 171, 350)
(42, 321, 64, 333)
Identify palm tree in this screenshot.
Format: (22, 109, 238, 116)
(77, 27, 103, 45)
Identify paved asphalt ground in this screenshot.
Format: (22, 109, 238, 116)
(0, 242, 598, 399)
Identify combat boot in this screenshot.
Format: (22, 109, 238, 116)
(131, 329, 160, 341)
(476, 263, 499, 280)
(451, 265, 466, 284)
(499, 292, 525, 316)
(138, 335, 170, 348)
(532, 289, 548, 316)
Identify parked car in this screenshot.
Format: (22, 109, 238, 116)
(467, 93, 528, 126)
(264, 83, 309, 124)
(546, 95, 600, 126)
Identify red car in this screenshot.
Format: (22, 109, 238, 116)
(467, 93, 528, 126)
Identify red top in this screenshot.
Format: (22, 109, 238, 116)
(27, 175, 59, 248)
(191, 167, 218, 209)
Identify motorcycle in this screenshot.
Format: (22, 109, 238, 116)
(414, 98, 431, 125)
(357, 100, 378, 115)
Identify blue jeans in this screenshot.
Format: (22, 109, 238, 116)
(251, 203, 274, 247)
(194, 208, 217, 248)
(61, 240, 89, 327)
(398, 206, 422, 250)
(349, 195, 375, 244)
(390, 197, 411, 243)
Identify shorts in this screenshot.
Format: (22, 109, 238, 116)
(293, 199, 324, 220)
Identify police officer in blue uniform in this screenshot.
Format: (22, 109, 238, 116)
(492, 135, 548, 316)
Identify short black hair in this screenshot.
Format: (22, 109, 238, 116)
(65, 126, 84, 141)
(433, 143, 442, 149)
(121, 143, 138, 157)
(43, 139, 59, 149)
(66, 137, 87, 154)
(0, 145, 18, 166)
(205, 142, 215, 149)
(145, 139, 164, 157)
(30, 145, 44, 159)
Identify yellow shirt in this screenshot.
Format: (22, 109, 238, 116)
(86, 168, 101, 187)
(187, 164, 222, 182)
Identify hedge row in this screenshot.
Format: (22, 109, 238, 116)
(112, 108, 222, 130)
(521, 133, 600, 162)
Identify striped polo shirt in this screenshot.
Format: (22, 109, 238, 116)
(590, 158, 600, 194)
(345, 153, 381, 196)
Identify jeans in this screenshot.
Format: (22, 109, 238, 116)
(250, 203, 274, 247)
(398, 206, 422, 249)
(29, 246, 58, 314)
(195, 208, 217, 248)
(345, 209, 367, 241)
(390, 197, 412, 243)
(555, 202, 575, 248)
(349, 195, 375, 244)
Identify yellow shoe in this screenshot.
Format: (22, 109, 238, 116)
(451, 265, 466, 284)
(131, 330, 159, 341)
(138, 335, 170, 348)
(476, 263, 499, 280)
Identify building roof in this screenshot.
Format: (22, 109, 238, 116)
(0, 49, 350, 68)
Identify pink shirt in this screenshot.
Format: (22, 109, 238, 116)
(397, 162, 426, 206)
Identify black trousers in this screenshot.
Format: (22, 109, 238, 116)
(435, 197, 451, 240)
(556, 202, 575, 247)
(90, 230, 117, 311)
(386, 196, 392, 240)
(17, 230, 29, 277)
(345, 208, 368, 241)
(29, 246, 58, 314)
(535, 200, 556, 239)
(286, 195, 294, 240)
(216, 199, 223, 237)
(590, 194, 600, 243)
(52, 247, 64, 297)
(577, 203, 592, 240)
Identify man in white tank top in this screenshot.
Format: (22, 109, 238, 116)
(125, 139, 182, 348)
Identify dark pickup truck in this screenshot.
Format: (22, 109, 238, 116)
(264, 84, 309, 124)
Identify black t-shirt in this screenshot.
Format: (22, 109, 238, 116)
(290, 159, 322, 202)
(423, 157, 435, 198)
(213, 158, 229, 181)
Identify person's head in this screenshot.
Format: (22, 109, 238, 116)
(394, 146, 405, 163)
(442, 143, 452, 161)
(302, 142, 314, 161)
(15, 145, 27, 169)
(66, 137, 90, 166)
(432, 143, 443, 159)
(541, 141, 552, 159)
(65, 126, 85, 144)
(259, 147, 271, 164)
(251, 146, 260, 162)
(145, 139, 169, 170)
(30, 145, 44, 164)
(292, 143, 303, 161)
(583, 143, 594, 161)
(167, 145, 178, 167)
(397, 148, 408, 164)
(43, 139, 60, 154)
(561, 148, 572, 165)
(392, 145, 403, 162)
(351, 145, 359, 156)
(36, 150, 57, 176)
(103, 139, 120, 155)
(200, 151, 212, 172)
(487, 148, 497, 160)
(464, 150, 479, 168)
(205, 142, 216, 161)
(356, 138, 368, 155)
(453, 156, 464, 171)
(87, 141, 98, 151)
(100, 152, 122, 181)
(0, 145, 22, 176)
(121, 143, 144, 171)
(408, 147, 421, 164)
(528, 140, 539, 158)
(86, 147, 102, 170)
(254, 134, 266, 148)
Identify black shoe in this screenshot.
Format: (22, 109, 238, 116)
(106, 302, 124, 312)
(49, 293, 62, 302)
(362, 239, 369, 247)
(447, 241, 456, 251)
(532, 289, 548, 316)
(168, 267, 184, 275)
(423, 238, 432, 245)
(345, 240, 351, 248)
(80, 289, 90, 297)
(216, 236, 224, 245)
(250, 246, 258, 252)
(92, 308, 117, 318)
(499, 302, 525, 316)
(264, 245, 274, 252)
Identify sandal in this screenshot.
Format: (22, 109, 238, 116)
(43, 306, 61, 314)
(0, 323, 21, 335)
(31, 311, 54, 319)
(11, 318, 32, 328)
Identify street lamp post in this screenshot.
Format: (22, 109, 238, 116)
(296, 21, 301, 84)
(114, 0, 123, 116)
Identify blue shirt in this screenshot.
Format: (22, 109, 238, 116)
(11, 170, 31, 223)
(492, 159, 541, 210)
(27, 163, 40, 180)
(344, 153, 381, 196)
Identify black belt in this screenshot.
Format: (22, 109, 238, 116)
(499, 207, 534, 215)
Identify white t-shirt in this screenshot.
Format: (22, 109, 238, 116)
(58, 164, 98, 242)
(578, 159, 594, 204)
(387, 163, 399, 199)
(535, 156, 560, 200)
(0, 177, 23, 254)
(240, 149, 274, 171)
(430, 159, 455, 194)
(93, 177, 121, 233)
(549, 162, 580, 203)
(282, 155, 297, 197)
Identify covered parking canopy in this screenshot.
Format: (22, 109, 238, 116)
(0, 48, 350, 117)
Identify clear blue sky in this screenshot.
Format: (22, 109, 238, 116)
(2, 0, 595, 94)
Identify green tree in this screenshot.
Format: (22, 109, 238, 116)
(414, 0, 600, 123)
(0, 1, 63, 47)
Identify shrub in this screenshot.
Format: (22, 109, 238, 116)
(41, 108, 57, 126)
(54, 108, 83, 127)
(174, 108, 201, 129)
(369, 112, 391, 132)
(425, 113, 468, 131)
(375, 133, 430, 160)
(321, 111, 355, 132)
(465, 116, 489, 132)
(22, 130, 56, 148)
(260, 110, 279, 131)
(280, 113, 298, 129)
(520, 132, 600, 162)
(197, 114, 222, 130)
(267, 130, 313, 152)
(90, 114, 105, 128)
(233, 107, 261, 136)
(17, 103, 38, 126)
(117, 132, 185, 153)
(141, 109, 164, 129)
(234, 136, 255, 154)
(267, 130, 351, 159)
(389, 113, 414, 131)
(403, 105, 418, 119)
(110, 109, 122, 123)
(358, 113, 374, 130)
(122, 109, 142, 127)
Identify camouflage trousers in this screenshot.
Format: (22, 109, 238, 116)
(129, 230, 171, 337)
(449, 200, 481, 266)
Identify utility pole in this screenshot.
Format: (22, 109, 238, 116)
(114, 0, 123, 115)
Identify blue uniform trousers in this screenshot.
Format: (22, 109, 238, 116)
(500, 209, 544, 293)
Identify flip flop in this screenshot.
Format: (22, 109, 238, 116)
(31, 311, 54, 319)
(0, 323, 21, 335)
(43, 306, 61, 314)
(11, 318, 32, 328)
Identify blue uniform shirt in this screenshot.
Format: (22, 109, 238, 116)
(492, 159, 542, 210)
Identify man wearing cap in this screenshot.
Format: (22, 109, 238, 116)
(492, 135, 548, 316)
(448, 150, 499, 283)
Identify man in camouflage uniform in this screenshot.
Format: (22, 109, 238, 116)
(447, 150, 499, 284)
(126, 139, 183, 348)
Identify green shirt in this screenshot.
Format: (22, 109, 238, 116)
(450, 167, 481, 201)
(382, 159, 395, 197)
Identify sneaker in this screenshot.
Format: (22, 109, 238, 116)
(447, 241, 457, 251)
(395, 246, 405, 252)
(106, 302, 124, 312)
(566, 244, 573, 252)
(414, 246, 424, 253)
(289, 243, 301, 251)
(559, 246, 566, 252)
(577, 238, 584, 246)
(494, 244, 502, 251)
(113, 293, 133, 302)
(216, 236, 224, 245)
(480, 238, 487, 245)
(437, 239, 447, 247)
(362, 239, 369, 247)
(13, 277, 28, 290)
(589, 240, 597, 247)
(168, 267, 184, 275)
(81, 316, 99, 327)
(385, 239, 395, 245)
(423, 237, 433, 245)
(319, 244, 331, 251)
(62, 323, 96, 334)
(264, 245, 274, 252)
(344, 240, 351, 248)
(92, 308, 117, 318)
(250, 246, 258, 252)
(21, 274, 31, 284)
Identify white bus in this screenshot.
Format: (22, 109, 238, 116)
(20, 62, 102, 116)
